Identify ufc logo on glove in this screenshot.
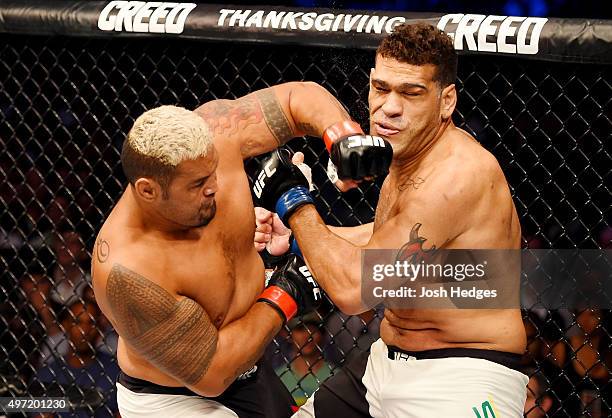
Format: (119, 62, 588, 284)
(299, 265, 322, 301)
(253, 160, 277, 198)
(346, 135, 387, 149)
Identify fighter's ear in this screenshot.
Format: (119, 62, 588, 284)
(134, 177, 159, 202)
(440, 83, 457, 120)
(370, 54, 379, 83)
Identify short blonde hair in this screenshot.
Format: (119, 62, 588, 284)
(121, 105, 213, 193)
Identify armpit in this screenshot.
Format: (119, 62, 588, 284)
(106, 264, 218, 385)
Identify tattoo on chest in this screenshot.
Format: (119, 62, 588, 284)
(95, 239, 110, 263)
(106, 264, 217, 385)
(255, 90, 293, 145)
(199, 96, 263, 137)
(398, 176, 425, 191)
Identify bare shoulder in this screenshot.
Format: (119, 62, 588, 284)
(91, 226, 165, 319)
(431, 129, 506, 202)
(91, 234, 218, 386)
(454, 127, 504, 174)
(372, 130, 514, 248)
(394, 131, 504, 233)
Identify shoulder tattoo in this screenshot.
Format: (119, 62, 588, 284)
(95, 238, 110, 263)
(106, 264, 218, 385)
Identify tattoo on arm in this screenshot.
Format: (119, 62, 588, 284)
(95, 239, 110, 263)
(106, 264, 218, 385)
(197, 96, 263, 137)
(296, 121, 319, 137)
(255, 90, 294, 145)
(395, 223, 437, 264)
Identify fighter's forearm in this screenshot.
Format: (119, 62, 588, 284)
(328, 223, 373, 246)
(193, 303, 282, 396)
(289, 205, 367, 315)
(280, 81, 351, 138)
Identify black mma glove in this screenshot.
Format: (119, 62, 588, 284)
(257, 254, 322, 323)
(252, 149, 314, 225)
(323, 120, 393, 180)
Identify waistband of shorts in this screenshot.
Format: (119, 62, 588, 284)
(386, 345, 523, 371)
(117, 371, 201, 397)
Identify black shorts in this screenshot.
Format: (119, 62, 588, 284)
(118, 359, 296, 418)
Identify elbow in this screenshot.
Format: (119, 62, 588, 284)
(283, 80, 320, 92)
(204, 384, 227, 398)
(318, 265, 366, 315)
(335, 300, 367, 316)
(190, 379, 227, 398)
(291, 81, 326, 99)
(294, 81, 321, 90)
(327, 286, 366, 316)
(188, 365, 230, 398)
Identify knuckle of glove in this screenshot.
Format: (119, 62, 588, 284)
(253, 150, 310, 211)
(332, 144, 368, 180)
(331, 135, 392, 180)
(269, 271, 298, 299)
(279, 255, 321, 314)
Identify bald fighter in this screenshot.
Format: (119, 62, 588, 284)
(91, 83, 391, 417)
(254, 24, 528, 417)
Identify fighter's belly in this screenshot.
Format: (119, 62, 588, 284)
(380, 308, 526, 354)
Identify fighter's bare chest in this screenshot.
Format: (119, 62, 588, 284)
(374, 176, 425, 230)
(375, 190, 394, 230)
(170, 229, 259, 327)
(199, 222, 260, 319)
(168, 195, 259, 328)
(374, 183, 403, 230)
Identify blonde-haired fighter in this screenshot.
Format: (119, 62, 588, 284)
(91, 83, 389, 418)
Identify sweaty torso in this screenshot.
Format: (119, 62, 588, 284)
(92, 142, 263, 386)
(375, 127, 526, 354)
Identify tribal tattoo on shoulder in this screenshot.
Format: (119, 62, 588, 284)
(255, 89, 294, 145)
(106, 264, 218, 385)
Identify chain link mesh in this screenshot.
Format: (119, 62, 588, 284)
(1, 35, 610, 417)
